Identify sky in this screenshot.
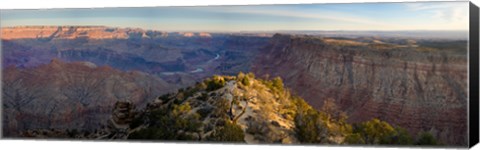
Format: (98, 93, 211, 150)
(0, 1, 469, 32)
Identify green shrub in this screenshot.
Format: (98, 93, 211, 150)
(415, 132, 438, 145)
(197, 107, 213, 119)
(128, 102, 202, 140)
(344, 133, 365, 144)
(272, 77, 284, 91)
(260, 76, 285, 95)
(353, 118, 396, 144)
(206, 76, 226, 91)
(208, 120, 245, 142)
(294, 108, 328, 143)
(241, 76, 251, 86)
(345, 118, 415, 145)
(237, 72, 253, 86)
(212, 98, 229, 119)
(393, 127, 414, 145)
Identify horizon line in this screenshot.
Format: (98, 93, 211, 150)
(0, 25, 469, 33)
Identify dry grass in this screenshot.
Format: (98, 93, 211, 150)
(323, 38, 369, 46)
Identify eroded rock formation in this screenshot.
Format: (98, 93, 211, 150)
(252, 34, 468, 145)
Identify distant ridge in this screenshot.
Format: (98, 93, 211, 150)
(1, 26, 468, 40)
(0, 26, 214, 40)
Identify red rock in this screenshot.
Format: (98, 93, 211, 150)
(252, 34, 468, 145)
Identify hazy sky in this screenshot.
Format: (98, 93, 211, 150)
(0, 1, 469, 31)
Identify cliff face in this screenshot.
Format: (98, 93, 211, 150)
(2, 60, 173, 137)
(252, 34, 468, 145)
(2, 26, 127, 40)
(0, 26, 219, 40)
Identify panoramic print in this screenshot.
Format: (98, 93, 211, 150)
(0, 1, 470, 147)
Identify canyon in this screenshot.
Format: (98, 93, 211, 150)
(1, 26, 469, 146)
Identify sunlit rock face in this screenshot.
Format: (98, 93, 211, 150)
(252, 34, 468, 145)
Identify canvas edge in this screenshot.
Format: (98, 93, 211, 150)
(469, 1, 480, 148)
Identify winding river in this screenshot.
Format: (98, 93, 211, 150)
(161, 53, 220, 75)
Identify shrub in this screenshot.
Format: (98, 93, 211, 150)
(345, 118, 416, 145)
(67, 129, 79, 138)
(197, 107, 213, 119)
(260, 76, 285, 95)
(183, 87, 198, 98)
(354, 118, 396, 144)
(208, 120, 245, 142)
(128, 102, 202, 140)
(272, 77, 284, 91)
(241, 75, 251, 86)
(294, 108, 328, 143)
(246, 72, 255, 79)
(172, 103, 192, 115)
(237, 72, 252, 86)
(129, 115, 145, 129)
(195, 82, 208, 90)
(344, 133, 365, 144)
(206, 76, 226, 91)
(393, 127, 414, 145)
(212, 98, 229, 119)
(415, 132, 438, 145)
(158, 93, 172, 101)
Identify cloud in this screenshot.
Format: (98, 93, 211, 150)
(404, 2, 468, 23)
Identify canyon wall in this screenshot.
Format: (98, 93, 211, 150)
(1, 26, 219, 40)
(2, 59, 173, 136)
(252, 34, 468, 145)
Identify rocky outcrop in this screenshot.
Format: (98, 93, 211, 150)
(252, 34, 468, 145)
(125, 75, 301, 144)
(111, 101, 135, 128)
